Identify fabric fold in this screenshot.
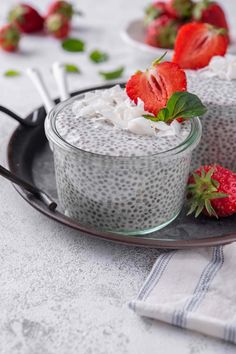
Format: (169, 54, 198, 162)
(130, 244, 236, 344)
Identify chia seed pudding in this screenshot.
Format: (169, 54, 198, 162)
(188, 55, 236, 171)
(45, 85, 201, 235)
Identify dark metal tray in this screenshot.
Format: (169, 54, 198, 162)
(4, 87, 236, 249)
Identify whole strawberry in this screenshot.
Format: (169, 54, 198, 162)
(45, 13, 70, 39)
(172, 22, 229, 69)
(166, 0, 194, 19)
(145, 15, 180, 49)
(8, 4, 44, 33)
(144, 1, 167, 26)
(188, 165, 236, 218)
(193, 0, 229, 32)
(47, 1, 74, 20)
(0, 24, 20, 52)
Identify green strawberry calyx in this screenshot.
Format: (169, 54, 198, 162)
(2, 25, 20, 47)
(47, 14, 64, 32)
(57, 2, 73, 20)
(144, 4, 164, 26)
(8, 5, 27, 24)
(187, 167, 228, 218)
(173, 0, 194, 19)
(193, 0, 213, 20)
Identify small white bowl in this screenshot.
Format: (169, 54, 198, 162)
(121, 19, 236, 60)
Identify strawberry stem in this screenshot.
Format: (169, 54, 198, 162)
(152, 51, 168, 66)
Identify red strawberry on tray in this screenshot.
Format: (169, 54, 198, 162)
(172, 22, 229, 69)
(145, 15, 180, 49)
(0, 24, 21, 52)
(188, 165, 236, 218)
(193, 0, 229, 32)
(8, 4, 44, 33)
(126, 54, 187, 116)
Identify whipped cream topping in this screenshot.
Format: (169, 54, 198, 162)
(72, 85, 182, 137)
(199, 55, 236, 81)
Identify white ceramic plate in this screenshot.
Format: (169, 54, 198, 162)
(121, 19, 236, 60)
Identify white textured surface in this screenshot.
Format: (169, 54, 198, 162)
(0, 1, 236, 353)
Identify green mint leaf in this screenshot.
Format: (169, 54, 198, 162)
(99, 66, 124, 80)
(143, 91, 207, 123)
(64, 64, 81, 73)
(164, 91, 207, 122)
(157, 107, 169, 121)
(4, 70, 21, 77)
(89, 50, 109, 63)
(62, 38, 85, 52)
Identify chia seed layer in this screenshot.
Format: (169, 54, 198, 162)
(46, 87, 200, 234)
(187, 71, 236, 171)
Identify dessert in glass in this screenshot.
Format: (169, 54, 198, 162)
(189, 55, 236, 171)
(45, 57, 205, 235)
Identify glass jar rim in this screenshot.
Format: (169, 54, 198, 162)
(45, 84, 202, 161)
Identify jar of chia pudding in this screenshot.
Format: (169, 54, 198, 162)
(188, 55, 236, 171)
(45, 85, 202, 235)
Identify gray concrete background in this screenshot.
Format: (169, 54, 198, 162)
(0, 0, 236, 353)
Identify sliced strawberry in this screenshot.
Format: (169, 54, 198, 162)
(126, 60, 187, 115)
(172, 22, 229, 69)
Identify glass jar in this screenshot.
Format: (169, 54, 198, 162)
(187, 71, 236, 171)
(45, 89, 202, 235)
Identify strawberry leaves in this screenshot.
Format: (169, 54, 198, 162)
(187, 167, 229, 218)
(144, 91, 207, 123)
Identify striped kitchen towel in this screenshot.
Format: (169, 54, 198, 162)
(130, 244, 236, 344)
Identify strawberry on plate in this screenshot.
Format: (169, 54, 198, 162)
(126, 54, 187, 116)
(144, 1, 168, 26)
(166, 0, 194, 19)
(172, 22, 229, 69)
(8, 4, 44, 33)
(0, 24, 21, 52)
(46, 1, 74, 20)
(145, 15, 180, 49)
(45, 13, 70, 39)
(193, 0, 229, 31)
(188, 165, 236, 218)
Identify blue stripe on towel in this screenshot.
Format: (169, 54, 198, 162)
(224, 320, 236, 343)
(172, 246, 224, 328)
(138, 252, 176, 302)
(129, 251, 177, 311)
